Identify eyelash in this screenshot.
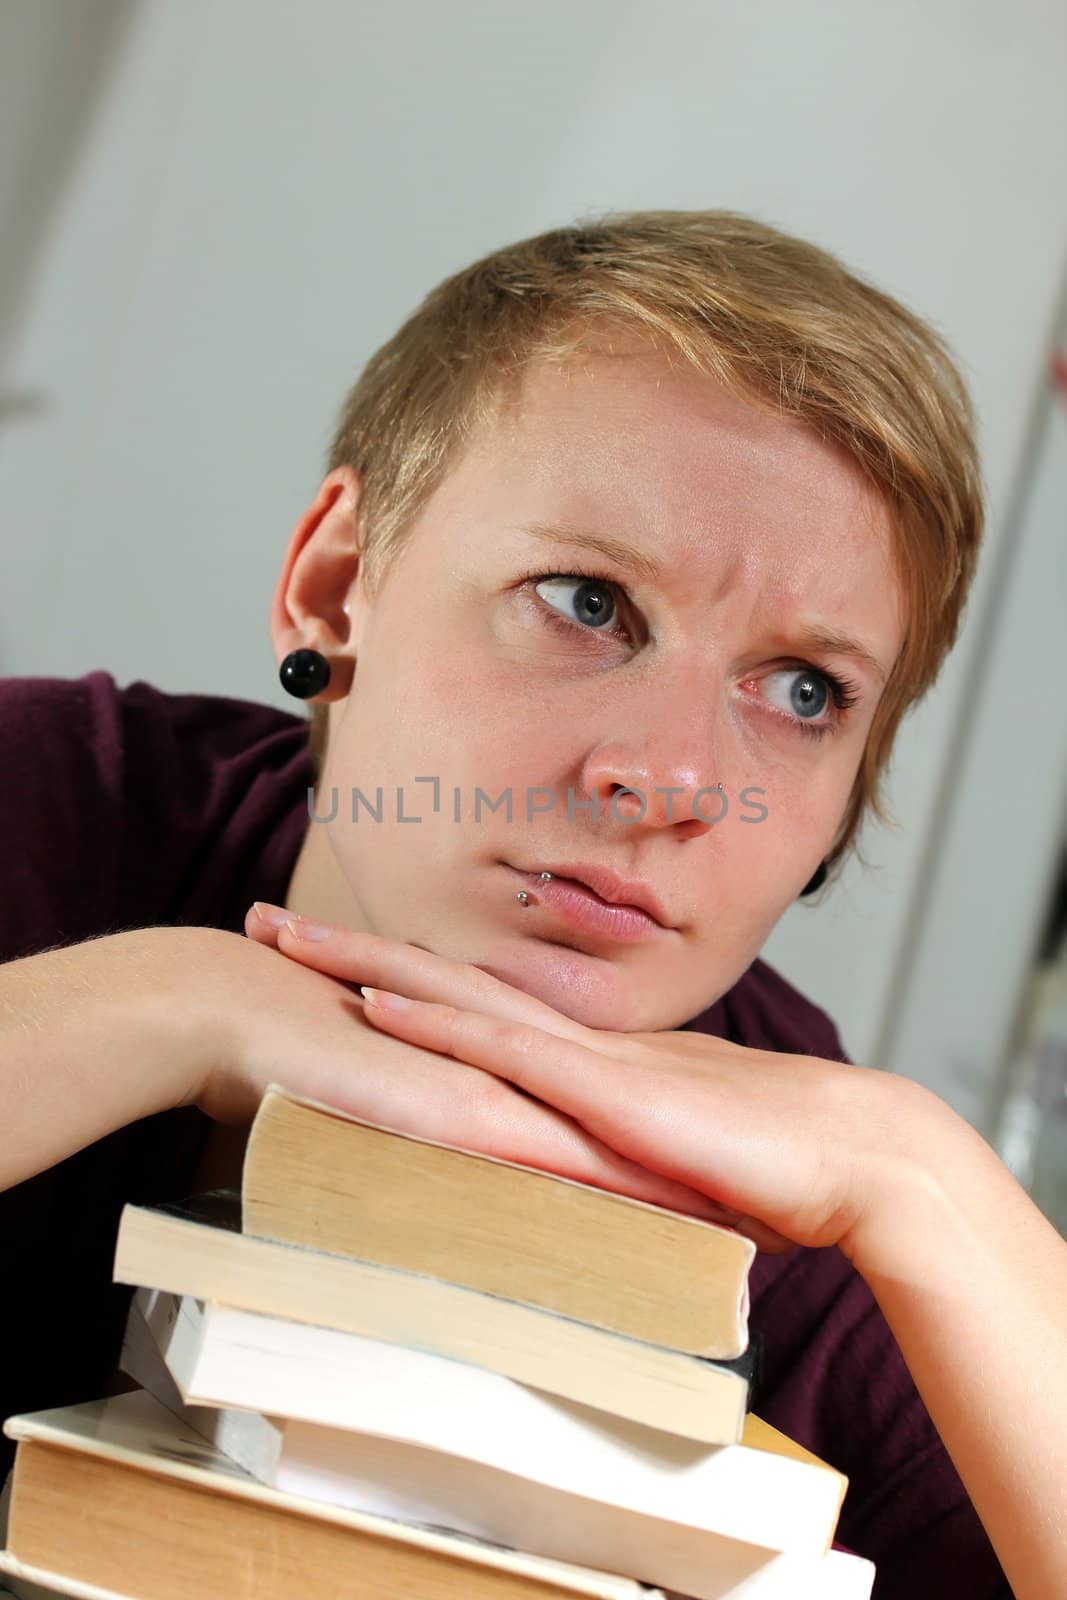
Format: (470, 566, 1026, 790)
(517, 566, 862, 741)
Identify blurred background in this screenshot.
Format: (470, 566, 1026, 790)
(2, 0, 1066, 1229)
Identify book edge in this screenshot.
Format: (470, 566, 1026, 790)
(254, 1083, 757, 1258)
(148, 1299, 838, 1549)
(0, 1548, 668, 1600)
(2, 1396, 664, 1595)
(116, 1204, 755, 1373)
(0, 1549, 135, 1600)
(163, 1294, 753, 1467)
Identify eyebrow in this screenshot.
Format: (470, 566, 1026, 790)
(787, 625, 888, 685)
(518, 521, 888, 685)
(520, 521, 663, 583)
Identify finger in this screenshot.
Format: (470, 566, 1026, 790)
(361, 991, 800, 1251)
(360, 991, 648, 1143)
(270, 915, 588, 1042)
(245, 903, 285, 946)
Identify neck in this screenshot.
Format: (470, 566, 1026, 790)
(283, 818, 367, 928)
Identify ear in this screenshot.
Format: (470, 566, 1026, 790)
(269, 466, 364, 700)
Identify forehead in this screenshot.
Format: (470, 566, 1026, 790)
(430, 346, 905, 648)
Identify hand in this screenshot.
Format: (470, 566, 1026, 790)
(249, 904, 943, 1255)
(223, 910, 735, 1225)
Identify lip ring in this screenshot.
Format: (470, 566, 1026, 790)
(506, 866, 668, 943)
(506, 860, 672, 929)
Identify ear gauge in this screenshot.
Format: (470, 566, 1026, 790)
(799, 859, 828, 897)
(279, 648, 332, 699)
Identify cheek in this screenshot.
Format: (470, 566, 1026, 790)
(381, 626, 568, 782)
(721, 760, 851, 884)
(745, 708, 866, 812)
(783, 776, 850, 851)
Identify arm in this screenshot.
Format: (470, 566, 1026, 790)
(842, 1087, 1067, 1600)
(0, 927, 221, 1191)
(0, 923, 724, 1217)
(258, 914, 1066, 1597)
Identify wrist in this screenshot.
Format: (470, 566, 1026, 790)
(130, 924, 245, 1120)
(180, 926, 259, 1122)
(837, 1074, 979, 1277)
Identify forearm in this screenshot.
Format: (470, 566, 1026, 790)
(846, 1090, 1067, 1600)
(0, 926, 219, 1191)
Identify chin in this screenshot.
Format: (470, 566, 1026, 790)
(473, 945, 648, 1031)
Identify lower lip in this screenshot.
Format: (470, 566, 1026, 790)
(507, 866, 668, 943)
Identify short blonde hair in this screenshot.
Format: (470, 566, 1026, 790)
(311, 209, 983, 885)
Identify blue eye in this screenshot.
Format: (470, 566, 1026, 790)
(534, 574, 621, 632)
(760, 667, 860, 741)
(521, 566, 861, 742)
(764, 668, 829, 720)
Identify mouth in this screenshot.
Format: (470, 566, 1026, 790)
(503, 862, 673, 944)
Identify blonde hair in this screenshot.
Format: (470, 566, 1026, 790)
(311, 209, 983, 885)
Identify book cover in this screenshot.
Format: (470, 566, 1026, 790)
(241, 1084, 755, 1357)
(3, 1391, 667, 1600)
(3, 1390, 872, 1600)
(114, 1200, 761, 1442)
(134, 1291, 847, 1578)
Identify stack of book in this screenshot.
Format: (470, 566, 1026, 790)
(0, 1084, 877, 1599)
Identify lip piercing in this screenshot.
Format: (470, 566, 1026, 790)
(517, 871, 553, 908)
(513, 784, 726, 908)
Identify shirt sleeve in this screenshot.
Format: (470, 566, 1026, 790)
(0, 671, 212, 1483)
(0, 670, 127, 962)
(0, 666, 310, 952)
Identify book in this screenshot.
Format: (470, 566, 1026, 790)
(117, 1285, 755, 1499)
(0, 1546, 876, 1600)
(124, 1287, 849, 1595)
(241, 1083, 755, 1357)
(113, 1193, 758, 1444)
(2, 1388, 874, 1600)
(1, 1389, 668, 1600)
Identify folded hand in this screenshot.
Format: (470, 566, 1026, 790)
(246, 903, 945, 1259)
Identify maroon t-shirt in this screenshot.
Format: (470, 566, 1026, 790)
(0, 670, 1011, 1597)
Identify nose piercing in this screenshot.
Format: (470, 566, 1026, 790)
(517, 871, 553, 908)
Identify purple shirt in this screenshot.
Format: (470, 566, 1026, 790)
(0, 671, 1010, 1597)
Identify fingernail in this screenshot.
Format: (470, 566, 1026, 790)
(285, 916, 333, 942)
(252, 901, 290, 928)
(361, 987, 412, 1011)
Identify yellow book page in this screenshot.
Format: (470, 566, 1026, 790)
(742, 1414, 840, 1474)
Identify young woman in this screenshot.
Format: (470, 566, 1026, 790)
(2, 211, 1062, 1598)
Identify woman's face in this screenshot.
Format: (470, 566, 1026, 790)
(277, 348, 904, 1030)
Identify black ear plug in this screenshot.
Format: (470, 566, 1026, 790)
(279, 648, 331, 699)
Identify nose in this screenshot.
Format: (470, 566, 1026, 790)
(574, 674, 725, 836)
